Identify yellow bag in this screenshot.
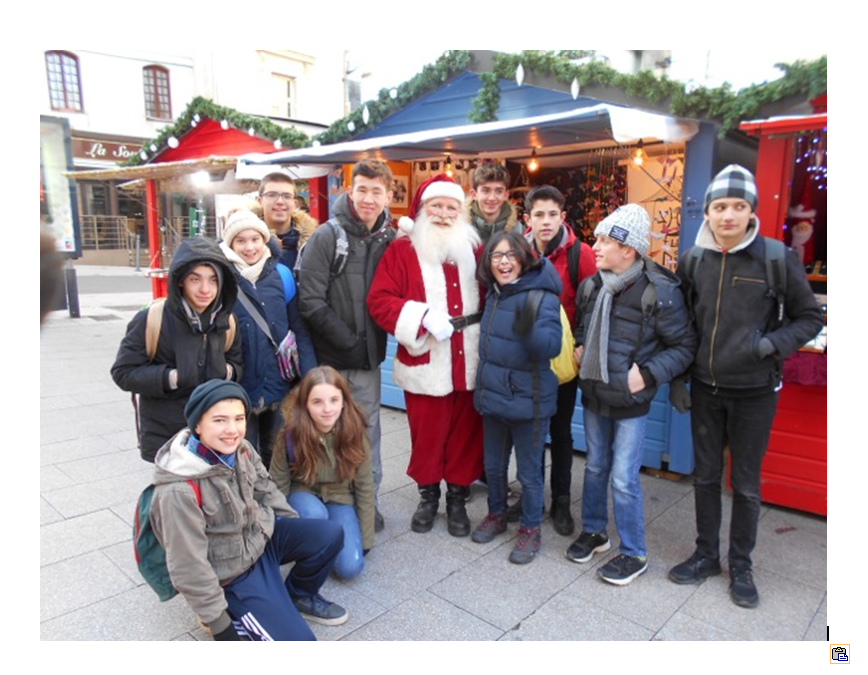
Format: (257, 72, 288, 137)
(551, 305, 578, 385)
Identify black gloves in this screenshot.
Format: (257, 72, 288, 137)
(669, 375, 691, 414)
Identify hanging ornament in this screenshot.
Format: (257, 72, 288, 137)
(193, 113, 201, 123)
(571, 78, 580, 100)
(220, 119, 229, 130)
(274, 139, 282, 149)
(139, 150, 148, 161)
(516, 63, 525, 86)
(312, 140, 321, 147)
(167, 136, 179, 149)
(362, 105, 370, 125)
(390, 88, 398, 99)
(149, 143, 157, 152)
(248, 127, 255, 136)
(191, 119, 197, 127)
(347, 121, 356, 132)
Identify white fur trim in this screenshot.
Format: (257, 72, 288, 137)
(398, 215, 415, 234)
(421, 181, 465, 204)
(394, 301, 431, 356)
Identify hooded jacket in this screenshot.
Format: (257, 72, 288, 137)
(273, 208, 319, 271)
(226, 238, 316, 410)
(576, 258, 697, 418)
(474, 258, 563, 421)
(467, 200, 521, 245)
(111, 237, 243, 461)
(678, 218, 822, 390)
(149, 430, 296, 635)
(297, 192, 395, 370)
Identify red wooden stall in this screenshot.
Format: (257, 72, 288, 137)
(739, 95, 827, 516)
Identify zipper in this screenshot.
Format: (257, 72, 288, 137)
(708, 252, 727, 387)
(731, 276, 764, 287)
(477, 291, 500, 409)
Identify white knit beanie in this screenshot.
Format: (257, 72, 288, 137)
(222, 209, 271, 247)
(594, 204, 651, 256)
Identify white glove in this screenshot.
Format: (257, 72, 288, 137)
(422, 309, 454, 342)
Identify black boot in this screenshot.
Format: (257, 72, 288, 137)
(411, 484, 441, 533)
(446, 484, 471, 537)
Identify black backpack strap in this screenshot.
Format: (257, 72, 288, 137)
(567, 241, 580, 290)
(764, 238, 787, 329)
(681, 247, 704, 322)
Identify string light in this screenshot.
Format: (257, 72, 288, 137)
(528, 148, 539, 172)
(445, 155, 453, 177)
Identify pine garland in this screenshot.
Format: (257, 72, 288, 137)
(126, 51, 826, 166)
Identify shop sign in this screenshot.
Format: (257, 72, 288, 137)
(72, 137, 142, 162)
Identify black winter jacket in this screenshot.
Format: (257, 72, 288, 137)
(678, 228, 823, 391)
(111, 237, 243, 461)
(576, 258, 697, 419)
(296, 192, 395, 370)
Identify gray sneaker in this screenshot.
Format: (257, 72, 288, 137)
(597, 554, 648, 586)
(565, 531, 611, 563)
(293, 593, 349, 626)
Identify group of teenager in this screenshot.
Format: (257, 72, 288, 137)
(113, 158, 822, 641)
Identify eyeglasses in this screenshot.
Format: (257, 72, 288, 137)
(490, 251, 518, 263)
(427, 203, 461, 216)
(261, 191, 296, 202)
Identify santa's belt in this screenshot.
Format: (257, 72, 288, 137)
(450, 312, 483, 331)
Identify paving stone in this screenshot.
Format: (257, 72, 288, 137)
(41, 510, 131, 567)
(41, 550, 136, 621)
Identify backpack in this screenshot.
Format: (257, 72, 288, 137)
(680, 238, 788, 329)
(293, 220, 349, 282)
(566, 240, 595, 290)
(144, 298, 236, 361)
(526, 289, 578, 385)
(133, 480, 201, 602)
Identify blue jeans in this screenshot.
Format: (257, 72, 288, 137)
(483, 415, 548, 530)
(581, 408, 648, 558)
(289, 491, 365, 579)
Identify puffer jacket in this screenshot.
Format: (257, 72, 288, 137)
(475, 258, 563, 421)
(270, 430, 375, 551)
(228, 238, 316, 410)
(150, 430, 297, 635)
(678, 222, 823, 390)
(274, 209, 318, 271)
(576, 258, 697, 418)
(297, 192, 395, 370)
(111, 237, 243, 461)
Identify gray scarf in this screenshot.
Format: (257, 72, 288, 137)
(580, 260, 644, 383)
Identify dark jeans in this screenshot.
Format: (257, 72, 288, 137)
(548, 377, 579, 500)
(690, 380, 778, 571)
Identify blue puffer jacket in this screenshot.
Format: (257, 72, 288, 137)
(474, 258, 563, 422)
(231, 240, 316, 409)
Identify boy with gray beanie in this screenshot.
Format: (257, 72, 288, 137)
(567, 204, 696, 585)
(668, 165, 822, 608)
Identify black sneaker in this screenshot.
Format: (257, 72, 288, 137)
(565, 531, 611, 563)
(729, 568, 759, 608)
(508, 526, 541, 564)
(668, 552, 722, 584)
(597, 554, 648, 586)
(471, 513, 507, 544)
(293, 593, 349, 626)
(551, 496, 575, 536)
(374, 508, 385, 533)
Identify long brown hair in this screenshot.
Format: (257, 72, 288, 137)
(275, 366, 368, 485)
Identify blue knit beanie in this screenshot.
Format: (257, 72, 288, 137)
(184, 380, 250, 432)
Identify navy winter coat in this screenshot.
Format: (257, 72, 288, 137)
(475, 258, 563, 422)
(231, 239, 316, 409)
(576, 258, 697, 418)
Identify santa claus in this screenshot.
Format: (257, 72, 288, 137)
(368, 174, 484, 537)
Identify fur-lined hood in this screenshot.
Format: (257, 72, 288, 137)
(291, 208, 319, 249)
(466, 199, 520, 242)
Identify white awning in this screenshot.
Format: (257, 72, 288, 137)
(238, 104, 699, 175)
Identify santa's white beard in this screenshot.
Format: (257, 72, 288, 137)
(410, 212, 481, 268)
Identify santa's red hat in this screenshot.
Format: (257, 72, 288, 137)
(398, 173, 466, 234)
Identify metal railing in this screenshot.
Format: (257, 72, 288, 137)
(80, 215, 145, 251)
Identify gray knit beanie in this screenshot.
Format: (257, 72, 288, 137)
(594, 204, 651, 256)
(704, 164, 758, 213)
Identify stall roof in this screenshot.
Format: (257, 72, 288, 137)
(740, 113, 827, 136)
(240, 103, 699, 169)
